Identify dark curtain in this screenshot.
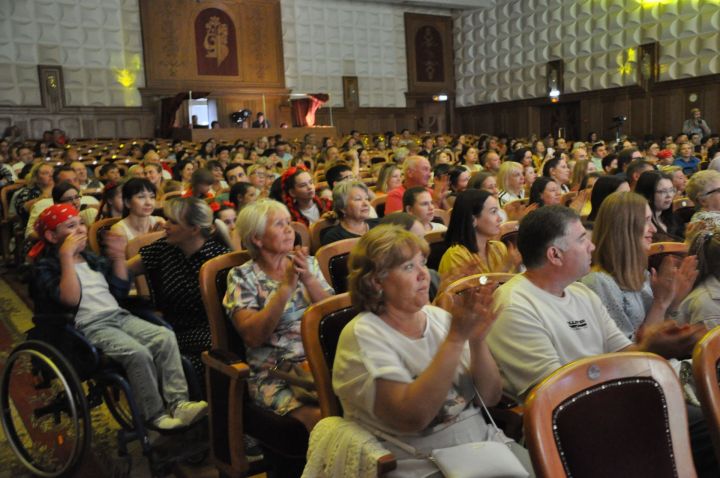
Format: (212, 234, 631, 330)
(291, 94, 329, 127)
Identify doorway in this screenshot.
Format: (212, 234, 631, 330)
(537, 101, 580, 140)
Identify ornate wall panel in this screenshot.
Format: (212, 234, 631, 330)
(281, 0, 449, 108)
(454, 0, 720, 107)
(0, 0, 144, 107)
(140, 0, 285, 90)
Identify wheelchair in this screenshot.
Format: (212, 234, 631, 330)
(0, 310, 208, 478)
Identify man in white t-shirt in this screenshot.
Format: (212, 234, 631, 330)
(488, 206, 717, 474)
(489, 206, 702, 399)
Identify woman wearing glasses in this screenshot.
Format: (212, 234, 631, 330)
(686, 170, 720, 244)
(635, 170, 684, 242)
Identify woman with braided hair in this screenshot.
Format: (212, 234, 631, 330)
(280, 166, 331, 225)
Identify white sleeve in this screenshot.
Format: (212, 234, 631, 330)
(487, 305, 564, 399)
(333, 318, 412, 421)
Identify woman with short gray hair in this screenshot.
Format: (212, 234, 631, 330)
(224, 198, 333, 431)
(320, 180, 378, 246)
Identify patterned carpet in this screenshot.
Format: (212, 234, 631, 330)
(0, 275, 133, 478)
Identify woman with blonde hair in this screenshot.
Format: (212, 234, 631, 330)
(685, 169, 720, 243)
(581, 191, 697, 339)
(570, 159, 596, 191)
(329, 225, 533, 477)
(375, 162, 403, 195)
(496, 161, 525, 207)
(14, 162, 54, 224)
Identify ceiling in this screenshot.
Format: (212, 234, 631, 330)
(361, 0, 492, 10)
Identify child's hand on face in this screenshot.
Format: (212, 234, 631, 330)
(59, 231, 87, 259)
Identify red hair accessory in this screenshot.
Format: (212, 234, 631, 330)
(28, 204, 80, 258)
(280, 165, 307, 191)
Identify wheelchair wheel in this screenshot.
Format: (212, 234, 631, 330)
(0, 340, 91, 477)
(102, 381, 136, 431)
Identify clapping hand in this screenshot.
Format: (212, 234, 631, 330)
(438, 278, 499, 343)
(637, 320, 706, 359)
(103, 231, 128, 261)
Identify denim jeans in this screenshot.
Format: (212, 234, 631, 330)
(77, 309, 189, 420)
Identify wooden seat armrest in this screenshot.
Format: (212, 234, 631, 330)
(202, 350, 250, 380)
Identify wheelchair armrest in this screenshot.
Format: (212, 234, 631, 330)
(202, 350, 250, 381)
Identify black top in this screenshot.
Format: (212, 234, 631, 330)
(320, 218, 379, 246)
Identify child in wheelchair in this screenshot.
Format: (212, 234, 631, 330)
(29, 203, 207, 430)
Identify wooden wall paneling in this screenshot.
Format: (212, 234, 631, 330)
(29, 118, 53, 139)
(58, 117, 82, 139)
(455, 74, 720, 141)
(96, 119, 117, 138)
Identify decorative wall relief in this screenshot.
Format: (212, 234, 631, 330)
(415, 26, 444, 83)
(195, 8, 238, 76)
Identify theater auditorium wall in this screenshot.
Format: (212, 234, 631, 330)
(0, 0, 153, 139)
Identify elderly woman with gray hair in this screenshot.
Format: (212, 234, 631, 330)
(224, 198, 334, 430)
(127, 197, 231, 380)
(320, 180, 379, 246)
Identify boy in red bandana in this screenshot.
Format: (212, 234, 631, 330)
(30, 204, 207, 430)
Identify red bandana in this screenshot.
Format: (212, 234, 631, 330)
(28, 204, 80, 258)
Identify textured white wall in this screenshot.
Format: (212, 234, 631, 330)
(0, 0, 144, 107)
(454, 0, 720, 107)
(281, 0, 449, 108)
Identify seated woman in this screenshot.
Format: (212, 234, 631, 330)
(229, 181, 258, 212)
(224, 199, 333, 431)
(528, 177, 562, 208)
(678, 230, 720, 328)
(143, 161, 165, 198)
(173, 159, 195, 191)
(496, 161, 525, 207)
(585, 175, 630, 226)
(95, 181, 124, 221)
(280, 166, 332, 226)
(111, 178, 164, 242)
(403, 187, 446, 233)
(661, 165, 688, 199)
(321, 180, 378, 246)
(685, 170, 720, 243)
(333, 225, 532, 477)
(581, 191, 697, 339)
(14, 162, 54, 226)
(439, 189, 516, 276)
(127, 197, 230, 379)
(445, 166, 470, 209)
(635, 170, 684, 242)
(375, 163, 403, 196)
(460, 146, 482, 173)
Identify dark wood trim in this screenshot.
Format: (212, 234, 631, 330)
(457, 73, 720, 112)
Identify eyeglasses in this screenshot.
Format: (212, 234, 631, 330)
(702, 187, 720, 197)
(60, 194, 81, 203)
(655, 188, 676, 196)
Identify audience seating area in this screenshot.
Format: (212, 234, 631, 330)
(3, 126, 720, 477)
